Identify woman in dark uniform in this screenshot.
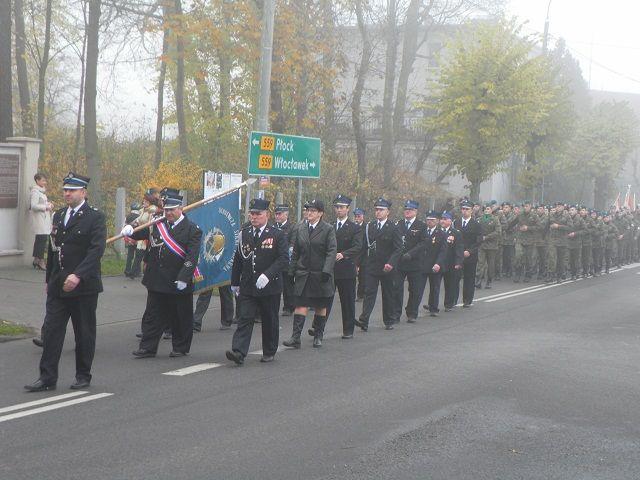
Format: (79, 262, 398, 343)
(283, 199, 337, 348)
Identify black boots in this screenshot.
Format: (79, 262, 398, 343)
(312, 315, 327, 348)
(283, 314, 305, 348)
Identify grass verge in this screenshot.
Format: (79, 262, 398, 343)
(0, 320, 32, 336)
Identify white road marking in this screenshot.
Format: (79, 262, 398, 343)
(162, 363, 222, 376)
(0, 391, 89, 415)
(474, 282, 546, 301)
(0, 393, 113, 424)
(484, 279, 584, 302)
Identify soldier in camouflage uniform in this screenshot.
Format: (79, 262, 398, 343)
(590, 210, 605, 276)
(612, 211, 626, 267)
(513, 200, 540, 283)
(475, 205, 502, 289)
(546, 202, 572, 283)
(499, 203, 517, 279)
(567, 205, 584, 280)
(579, 206, 594, 277)
(603, 213, 619, 273)
(534, 205, 549, 280)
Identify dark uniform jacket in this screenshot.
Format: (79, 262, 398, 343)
(132, 215, 202, 294)
(454, 217, 482, 260)
(440, 226, 464, 272)
(274, 220, 296, 270)
(232, 224, 288, 297)
(423, 226, 448, 272)
(398, 218, 428, 272)
(290, 220, 337, 298)
(333, 218, 363, 280)
(362, 219, 403, 275)
(46, 202, 106, 298)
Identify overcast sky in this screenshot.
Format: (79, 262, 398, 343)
(507, 0, 640, 93)
(97, 0, 640, 132)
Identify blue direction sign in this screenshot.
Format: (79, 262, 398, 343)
(247, 131, 321, 178)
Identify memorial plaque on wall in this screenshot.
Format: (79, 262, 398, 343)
(0, 154, 20, 208)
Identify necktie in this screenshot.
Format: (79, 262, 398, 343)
(377, 221, 382, 230)
(462, 220, 467, 229)
(253, 228, 260, 242)
(405, 220, 410, 229)
(309, 224, 314, 234)
(337, 221, 342, 231)
(65, 209, 75, 226)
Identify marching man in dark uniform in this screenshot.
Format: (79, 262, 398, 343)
(422, 210, 447, 316)
(226, 199, 288, 364)
(321, 195, 362, 338)
(394, 200, 427, 323)
(355, 198, 403, 331)
(25, 173, 106, 392)
(122, 189, 202, 358)
(353, 207, 366, 301)
(274, 204, 295, 316)
(453, 200, 482, 307)
(439, 212, 464, 311)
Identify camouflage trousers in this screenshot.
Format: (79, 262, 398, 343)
(514, 243, 536, 278)
(581, 244, 592, 275)
(547, 245, 568, 280)
(592, 246, 603, 274)
(568, 246, 582, 277)
(534, 245, 547, 277)
(476, 248, 497, 285)
(495, 245, 503, 277)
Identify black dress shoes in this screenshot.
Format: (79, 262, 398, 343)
(135, 332, 142, 338)
(307, 328, 315, 337)
(260, 355, 274, 363)
(341, 334, 353, 339)
(226, 350, 244, 365)
(32, 337, 44, 347)
(132, 349, 156, 358)
(384, 325, 394, 330)
(169, 351, 187, 357)
(24, 379, 56, 392)
(354, 319, 368, 332)
(70, 378, 90, 390)
(429, 312, 438, 317)
(407, 317, 417, 323)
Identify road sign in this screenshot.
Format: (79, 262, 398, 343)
(247, 131, 321, 178)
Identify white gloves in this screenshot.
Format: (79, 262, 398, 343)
(121, 225, 134, 237)
(231, 286, 240, 297)
(256, 274, 269, 289)
(175, 281, 187, 291)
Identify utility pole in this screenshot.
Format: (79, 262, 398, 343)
(542, 0, 552, 53)
(245, 0, 275, 219)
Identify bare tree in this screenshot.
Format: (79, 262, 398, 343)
(154, 24, 169, 168)
(36, 0, 52, 150)
(380, 0, 398, 188)
(172, 0, 189, 159)
(0, 0, 13, 141)
(14, 0, 35, 136)
(85, 0, 102, 204)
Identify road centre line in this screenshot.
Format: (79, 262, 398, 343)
(0, 391, 89, 415)
(0, 393, 113, 424)
(162, 363, 222, 376)
(484, 279, 584, 303)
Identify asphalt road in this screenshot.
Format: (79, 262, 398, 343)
(1, 265, 640, 480)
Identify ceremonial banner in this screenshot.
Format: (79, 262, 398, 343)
(189, 190, 240, 293)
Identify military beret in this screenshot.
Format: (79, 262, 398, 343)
(374, 198, 392, 209)
(63, 172, 90, 189)
(403, 199, 419, 210)
(249, 198, 270, 212)
(333, 194, 352, 206)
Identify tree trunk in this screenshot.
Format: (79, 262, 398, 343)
(352, 0, 371, 187)
(216, 46, 231, 162)
(84, 0, 101, 206)
(173, 0, 189, 159)
(523, 143, 535, 201)
(73, 8, 88, 169)
(154, 23, 169, 169)
(0, 0, 13, 141)
(392, 0, 420, 143)
(380, 0, 398, 188)
(321, 0, 336, 156)
(594, 176, 608, 211)
(14, 0, 34, 136)
(37, 0, 52, 152)
(469, 181, 480, 202)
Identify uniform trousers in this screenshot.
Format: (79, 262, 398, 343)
(393, 269, 425, 319)
(515, 244, 536, 278)
(581, 244, 592, 275)
(442, 269, 460, 309)
(457, 257, 478, 305)
(193, 286, 236, 330)
(124, 245, 144, 277)
(476, 248, 497, 284)
(502, 244, 515, 276)
(592, 246, 603, 274)
(535, 245, 547, 277)
(281, 272, 295, 312)
(424, 272, 442, 313)
(568, 246, 581, 277)
(604, 246, 614, 271)
(39, 293, 98, 384)
(547, 245, 568, 280)
(357, 264, 366, 299)
(140, 291, 193, 354)
(359, 272, 396, 326)
(327, 277, 357, 335)
(231, 294, 280, 357)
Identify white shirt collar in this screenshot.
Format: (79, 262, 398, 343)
(377, 218, 387, 228)
(254, 223, 267, 235)
(170, 214, 185, 227)
(309, 220, 320, 229)
(405, 217, 415, 227)
(68, 200, 85, 214)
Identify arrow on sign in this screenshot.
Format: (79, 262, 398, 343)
(252, 139, 260, 146)
(309, 162, 316, 168)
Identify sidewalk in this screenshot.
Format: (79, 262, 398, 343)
(0, 267, 156, 330)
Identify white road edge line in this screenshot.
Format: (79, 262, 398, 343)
(485, 278, 585, 302)
(162, 363, 223, 376)
(0, 391, 89, 415)
(0, 393, 113, 424)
